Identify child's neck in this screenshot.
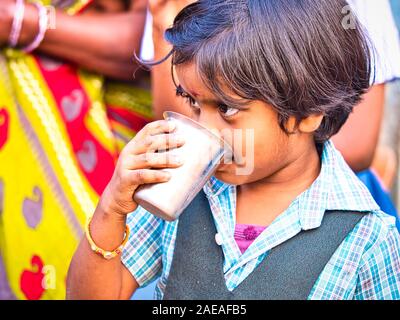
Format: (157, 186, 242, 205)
(236, 145, 321, 227)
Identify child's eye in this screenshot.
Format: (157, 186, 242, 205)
(176, 86, 200, 111)
(186, 97, 200, 110)
(218, 104, 240, 118)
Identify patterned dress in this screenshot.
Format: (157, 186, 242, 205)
(0, 0, 152, 300)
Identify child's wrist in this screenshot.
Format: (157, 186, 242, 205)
(97, 193, 135, 222)
(89, 206, 128, 253)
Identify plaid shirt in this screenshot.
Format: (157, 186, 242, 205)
(122, 140, 400, 300)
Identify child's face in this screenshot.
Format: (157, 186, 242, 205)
(175, 63, 319, 186)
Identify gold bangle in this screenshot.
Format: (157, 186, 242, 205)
(85, 215, 130, 260)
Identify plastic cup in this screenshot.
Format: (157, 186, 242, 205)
(133, 111, 229, 221)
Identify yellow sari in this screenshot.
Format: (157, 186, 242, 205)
(0, 0, 152, 300)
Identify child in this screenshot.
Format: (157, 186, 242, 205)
(67, 0, 400, 300)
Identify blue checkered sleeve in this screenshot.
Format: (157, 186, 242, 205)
(121, 206, 164, 287)
(354, 219, 400, 300)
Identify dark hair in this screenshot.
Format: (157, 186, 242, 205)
(161, 0, 372, 143)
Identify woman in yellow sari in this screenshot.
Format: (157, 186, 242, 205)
(0, 0, 152, 299)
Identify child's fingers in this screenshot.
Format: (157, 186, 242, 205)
(128, 169, 171, 186)
(132, 134, 185, 155)
(122, 153, 184, 170)
(145, 120, 176, 137)
(123, 121, 178, 155)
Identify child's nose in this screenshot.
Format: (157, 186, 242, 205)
(197, 110, 221, 132)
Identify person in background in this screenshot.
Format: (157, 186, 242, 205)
(333, 0, 400, 231)
(391, 0, 400, 31)
(147, 0, 195, 120)
(0, 0, 151, 300)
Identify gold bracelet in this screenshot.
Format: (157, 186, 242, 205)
(85, 215, 130, 260)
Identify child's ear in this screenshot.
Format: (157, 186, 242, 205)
(298, 114, 324, 133)
(285, 114, 324, 134)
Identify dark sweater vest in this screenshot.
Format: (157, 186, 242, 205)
(163, 191, 367, 300)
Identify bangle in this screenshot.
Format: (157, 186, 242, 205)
(85, 215, 130, 260)
(8, 0, 25, 48)
(22, 2, 49, 53)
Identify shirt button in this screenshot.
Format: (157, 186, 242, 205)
(215, 233, 223, 246)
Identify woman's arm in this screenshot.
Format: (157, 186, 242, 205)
(332, 84, 385, 172)
(39, 10, 146, 80)
(151, 26, 190, 119)
(149, 0, 195, 119)
(1, 0, 147, 80)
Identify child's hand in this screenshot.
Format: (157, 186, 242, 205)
(149, 0, 195, 32)
(100, 120, 185, 217)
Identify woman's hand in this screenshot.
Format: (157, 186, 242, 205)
(0, 0, 16, 47)
(149, 0, 195, 32)
(100, 120, 185, 218)
(0, 0, 42, 50)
